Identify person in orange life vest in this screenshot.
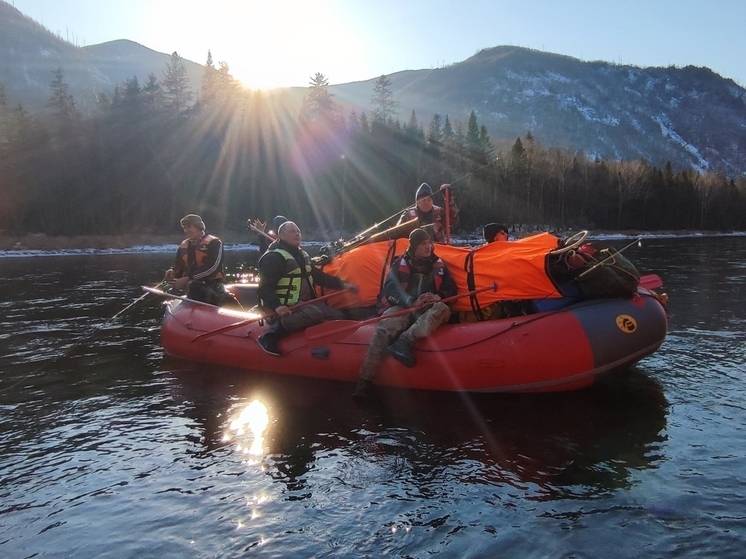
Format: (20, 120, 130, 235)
(483, 223, 510, 243)
(397, 182, 459, 243)
(256, 221, 357, 356)
(164, 214, 236, 306)
(353, 228, 457, 399)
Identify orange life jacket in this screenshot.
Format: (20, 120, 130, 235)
(179, 234, 224, 281)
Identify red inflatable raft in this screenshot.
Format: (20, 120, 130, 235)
(159, 286, 667, 393)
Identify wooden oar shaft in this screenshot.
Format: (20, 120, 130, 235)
(307, 283, 497, 341)
(141, 286, 219, 308)
(190, 287, 354, 342)
(111, 281, 167, 320)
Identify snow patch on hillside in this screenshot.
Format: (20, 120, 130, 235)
(654, 114, 710, 172)
(560, 96, 620, 126)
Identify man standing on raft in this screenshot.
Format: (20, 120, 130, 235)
(354, 228, 457, 399)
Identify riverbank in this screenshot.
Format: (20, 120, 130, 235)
(1, 230, 744, 257)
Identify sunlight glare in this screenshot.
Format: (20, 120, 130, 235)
(186, 1, 365, 89)
(226, 399, 270, 457)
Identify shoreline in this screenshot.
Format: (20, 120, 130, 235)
(1, 230, 744, 258)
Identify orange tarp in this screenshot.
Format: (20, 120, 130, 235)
(322, 232, 562, 311)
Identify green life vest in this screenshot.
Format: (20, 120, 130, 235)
(272, 248, 314, 306)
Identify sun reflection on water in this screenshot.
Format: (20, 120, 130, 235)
(224, 400, 270, 459)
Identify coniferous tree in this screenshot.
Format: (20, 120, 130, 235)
(215, 61, 238, 100)
(479, 125, 493, 154)
(371, 74, 396, 123)
(142, 73, 163, 111)
(201, 50, 218, 105)
(48, 68, 77, 122)
(359, 111, 370, 134)
(122, 76, 142, 110)
(162, 51, 192, 114)
(301, 72, 337, 124)
(443, 115, 454, 141)
(428, 114, 443, 145)
(465, 111, 481, 153)
(406, 109, 419, 138)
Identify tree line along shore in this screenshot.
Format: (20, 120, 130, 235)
(1, 52, 745, 240)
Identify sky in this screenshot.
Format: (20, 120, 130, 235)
(11, 0, 746, 89)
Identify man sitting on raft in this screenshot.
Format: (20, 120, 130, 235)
(256, 221, 356, 356)
(164, 214, 237, 306)
(354, 228, 457, 399)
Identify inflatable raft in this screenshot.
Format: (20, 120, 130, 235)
(158, 233, 668, 392)
(159, 286, 667, 393)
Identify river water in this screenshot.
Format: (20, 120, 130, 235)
(1, 237, 744, 558)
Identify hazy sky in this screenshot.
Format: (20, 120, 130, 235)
(12, 0, 746, 89)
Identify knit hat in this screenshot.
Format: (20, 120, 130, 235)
(408, 228, 430, 253)
(272, 215, 289, 231)
(180, 214, 205, 231)
(415, 182, 433, 201)
(483, 223, 509, 242)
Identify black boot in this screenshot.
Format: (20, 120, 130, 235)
(387, 336, 416, 368)
(257, 332, 281, 356)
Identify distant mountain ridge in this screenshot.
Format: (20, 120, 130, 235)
(328, 46, 746, 176)
(0, 1, 202, 108)
(2, 0, 745, 175)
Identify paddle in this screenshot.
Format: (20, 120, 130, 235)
(306, 283, 498, 342)
(188, 287, 354, 343)
(330, 184, 457, 257)
(111, 280, 168, 320)
(141, 286, 220, 308)
(639, 273, 663, 290)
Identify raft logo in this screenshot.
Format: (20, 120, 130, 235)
(615, 314, 637, 334)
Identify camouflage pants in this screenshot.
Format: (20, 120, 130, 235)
(358, 302, 451, 382)
(268, 302, 345, 335)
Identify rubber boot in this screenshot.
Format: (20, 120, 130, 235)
(387, 335, 416, 368)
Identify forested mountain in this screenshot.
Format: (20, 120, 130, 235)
(2, 64, 744, 237)
(329, 46, 746, 176)
(0, 1, 201, 108)
(2, 0, 745, 176)
(1, 2, 745, 239)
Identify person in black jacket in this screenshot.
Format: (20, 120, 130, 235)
(164, 214, 237, 306)
(256, 221, 355, 356)
(354, 228, 457, 398)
